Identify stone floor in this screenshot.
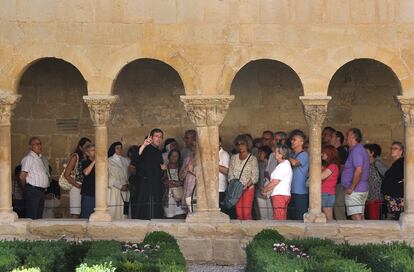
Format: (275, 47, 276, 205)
(188, 263, 244, 272)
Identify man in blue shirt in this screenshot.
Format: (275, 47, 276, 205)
(287, 130, 309, 220)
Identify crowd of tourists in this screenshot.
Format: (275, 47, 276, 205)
(13, 127, 404, 221)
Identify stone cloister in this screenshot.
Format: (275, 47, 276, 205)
(1, 0, 414, 264)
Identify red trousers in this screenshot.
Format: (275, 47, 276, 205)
(365, 199, 382, 220)
(236, 187, 254, 220)
(271, 195, 291, 220)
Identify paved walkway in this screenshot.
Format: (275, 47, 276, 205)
(187, 264, 245, 272)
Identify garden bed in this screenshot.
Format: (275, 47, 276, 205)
(246, 229, 414, 272)
(0, 231, 185, 272)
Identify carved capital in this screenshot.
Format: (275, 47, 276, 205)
(300, 96, 331, 128)
(0, 94, 21, 126)
(83, 95, 118, 127)
(396, 96, 414, 127)
(180, 95, 234, 127)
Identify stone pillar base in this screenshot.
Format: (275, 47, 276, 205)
(304, 212, 326, 223)
(89, 211, 112, 222)
(186, 210, 230, 223)
(0, 211, 18, 222)
(399, 212, 414, 227)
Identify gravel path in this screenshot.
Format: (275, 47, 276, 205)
(187, 263, 245, 272)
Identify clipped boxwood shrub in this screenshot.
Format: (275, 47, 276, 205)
(336, 243, 414, 272)
(246, 240, 305, 272)
(287, 238, 335, 252)
(143, 231, 179, 247)
(252, 229, 285, 244)
(0, 248, 19, 272)
(306, 258, 370, 272)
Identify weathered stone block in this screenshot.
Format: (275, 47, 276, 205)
(179, 238, 213, 262)
(188, 223, 217, 237)
(88, 221, 150, 241)
(213, 239, 244, 265)
(305, 223, 341, 239)
(29, 220, 88, 238)
(259, 0, 289, 24)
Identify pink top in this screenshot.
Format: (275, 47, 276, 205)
(322, 164, 339, 195)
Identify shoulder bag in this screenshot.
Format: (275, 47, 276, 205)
(223, 154, 252, 209)
(58, 154, 79, 191)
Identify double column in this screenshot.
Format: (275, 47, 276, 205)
(300, 96, 331, 223)
(396, 96, 414, 226)
(180, 95, 234, 223)
(83, 95, 118, 222)
(0, 94, 21, 222)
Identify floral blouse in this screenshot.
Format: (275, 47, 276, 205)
(228, 153, 259, 186)
(367, 163, 383, 201)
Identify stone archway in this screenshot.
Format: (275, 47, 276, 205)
(109, 58, 192, 219)
(221, 59, 306, 151)
(327, 59, 403, 163)
(12, 57, 89, 219)
(326, 58, 403, 221)
(110, 58, 191, 148)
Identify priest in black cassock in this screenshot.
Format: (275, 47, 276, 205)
(131, 128, 166, 219)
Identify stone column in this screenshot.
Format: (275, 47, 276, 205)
(180, 95, 234, 223)
(396, 96, 414, 226)
(83, 95, 118, 222)
(0, 94, 21, 222)
(300, 96, 331, 223)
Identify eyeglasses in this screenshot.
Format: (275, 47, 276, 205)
(237, 142, 246, 146)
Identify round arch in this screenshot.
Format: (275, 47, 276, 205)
(321, 47, 410, 95)
(217, 46, 307, 95)
(103, 44, 197, 95)
(326, 58, 404, 162)
(9, 52, 92, 93)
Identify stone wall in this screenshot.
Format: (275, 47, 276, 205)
(0, 1, 413, 96)
(0, 220, 412, 265)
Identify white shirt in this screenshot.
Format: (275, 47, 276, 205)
(21, 151, 49, 188)
(266, 154, 278, 176)
(219, 148, 230, 192)
(270, 160, 293, 196)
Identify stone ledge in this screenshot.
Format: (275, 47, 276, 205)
(29, 219, 88, 239)
(0, 219, 407, 265)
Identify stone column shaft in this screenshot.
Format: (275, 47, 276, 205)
(0, 94, 21, 222)
(300, 96, 331, 223)
(83, 95, 118, 222)
(397, 96, 414, 225)
(181, 95, 234, 223)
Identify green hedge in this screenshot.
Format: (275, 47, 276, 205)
(246, 229, 414, 272)
(81, 232, 186, 272)
(0, 231, 185, 272)
(335, 242, 414, 272)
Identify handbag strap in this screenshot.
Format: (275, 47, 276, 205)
(238, 154, 252, 180)
(167, 166, 172, 180)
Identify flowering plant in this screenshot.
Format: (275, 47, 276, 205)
(76, 262, 115, 272)
(11, 268, 41, 272)
(122, 243, 160, 255)
(273, 243, 310, 259)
